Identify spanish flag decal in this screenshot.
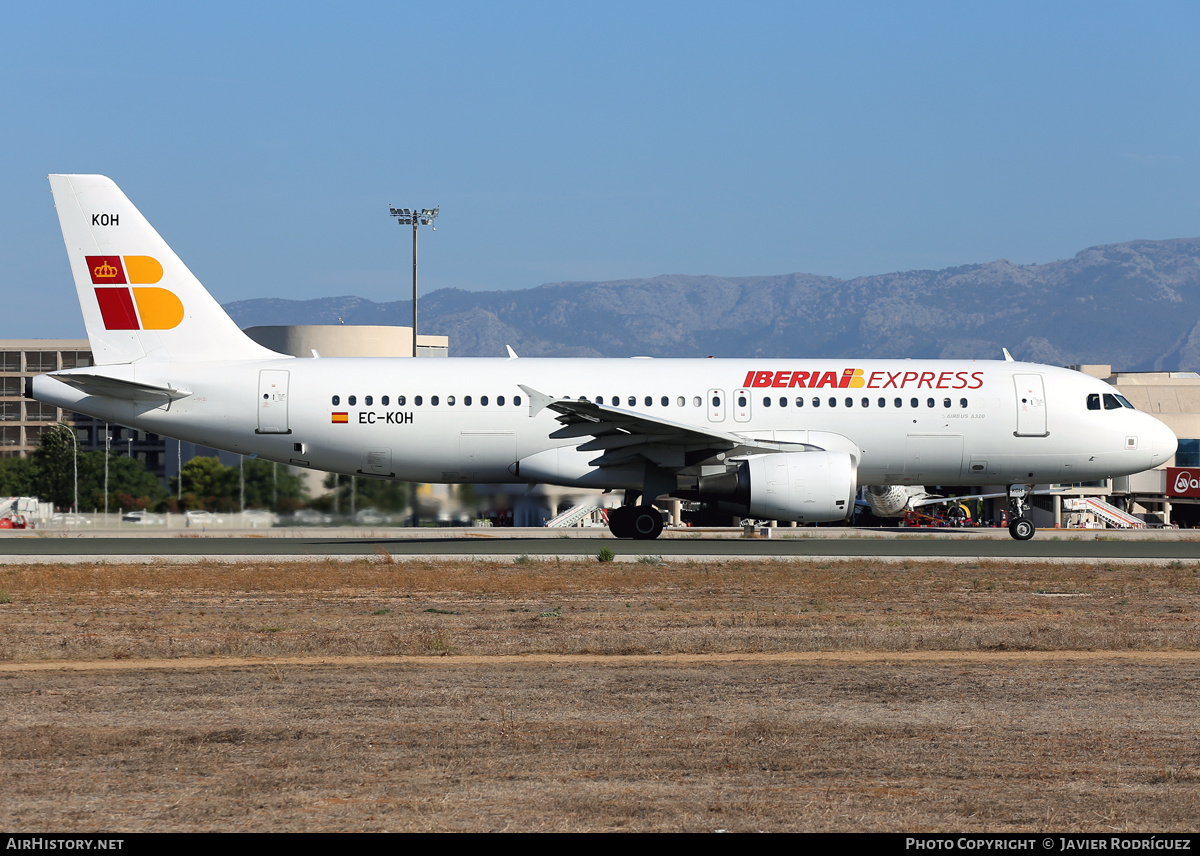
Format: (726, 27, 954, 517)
(332, 412, 348, 424)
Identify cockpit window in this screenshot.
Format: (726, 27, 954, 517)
(1103, 393, 1122, 410)
(1115, 394, 1135, 409)
(1087, 393, 1100, 411)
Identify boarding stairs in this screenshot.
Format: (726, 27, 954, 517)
(546, 501, 605, 529)
(1063, 496, 1146, 530)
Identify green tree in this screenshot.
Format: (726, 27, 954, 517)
(172, 456, 306, 512)
(98, 454, 167, 512)
(319, 473, 409, 515)
(0, 456, 37, 498)
(23, 424, 166, 511)
(32, 424, 80, 510)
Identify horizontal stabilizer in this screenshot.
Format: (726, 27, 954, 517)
(48, 371, 191, 401)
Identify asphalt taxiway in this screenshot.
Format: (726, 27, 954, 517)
(2, 527, 1200, 562)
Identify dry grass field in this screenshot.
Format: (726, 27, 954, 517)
(2, 556, 1199, 831)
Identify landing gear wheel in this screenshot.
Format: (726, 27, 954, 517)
(608, 506, 635, 539)
(1009, 517, 1036, 541)
(630, 505, 664, 540)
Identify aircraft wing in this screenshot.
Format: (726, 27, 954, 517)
(520, 385, 818, 470)
(906, 488, 1067, 508)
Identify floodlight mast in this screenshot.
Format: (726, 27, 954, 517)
(388, 205, 440, 357)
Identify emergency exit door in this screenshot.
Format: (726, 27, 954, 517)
(1014, 373, 1048, 437)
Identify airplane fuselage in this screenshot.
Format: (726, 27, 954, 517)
(38, 174, 1179, 539)
(32, 356, 1175, 491)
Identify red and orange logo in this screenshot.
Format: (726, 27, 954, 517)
(331, 413, 348, 424)
(85, 255, 183, 330)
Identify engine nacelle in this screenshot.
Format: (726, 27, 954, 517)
(865, 484, 912, 517)
(695, 451, 857, 522)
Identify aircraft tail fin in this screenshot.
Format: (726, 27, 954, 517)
(48, 174, 282, 366)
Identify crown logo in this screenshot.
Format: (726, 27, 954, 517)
(93, 260, 120, 279)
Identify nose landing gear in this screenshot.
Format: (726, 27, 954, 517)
(1007, 484, 1035, 540)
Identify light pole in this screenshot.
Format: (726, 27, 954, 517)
(103, 423, 110, 519)
(57, 423, 78, 523)
(388, 205, 439, 357)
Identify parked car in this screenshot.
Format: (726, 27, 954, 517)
(184, 510, 224, 526)
(239, 509, 277, 528)
(353, 508, 386, 525)
(121, 510, 163, 525)
(290, 509, 333, 525)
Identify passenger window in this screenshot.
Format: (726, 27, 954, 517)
(514, 395, 522, 406)
(595, 396, 603, 404)
(712, 395, 721, 407)
(645, 396, 653, 407)
(365, 395, 373, 406)
(779, 397, 787, 407)
(943, 398, 950, 408)
(398, 395, 406, 406)
(497, 396, 505, 406)
(693, 397, 701, 407)
(661, 396, 669, 407)
(481, 396, 488, 406)
(464, 396, 472, 406)
(910, 398, 918, 408)
(763, 397, 771, 407)
(845, 397, 852, 407)
(415, 395, 423, 406)
(894, 398, 902, 408)
(382, 396, 389, 406)
(795, 397, 804, 407)
(959, 398, 967, 408)
(829, 397, 837, 407)
(677, 396, 685, 407)
(629, 396, 637, 407)
(738, 395, 747, 407)
(812, 397, 820, 408)
(349, 395, 357, 406)
(613, 397, 620, 406)
(862, 398, 869, 408)
(431, 396, 439, 406)
(331, 395, 340, 406)
(877, 398, 884, 408)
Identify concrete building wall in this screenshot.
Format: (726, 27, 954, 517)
(243, 325, 448, 358)
(0, 339, 94, 458)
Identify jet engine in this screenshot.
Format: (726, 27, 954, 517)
(864, 484, 912, 517)
(864, 485, 933, 517)
(688, 451, 857, 522)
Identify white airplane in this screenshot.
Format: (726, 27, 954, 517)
(32, 175, 1178, 541)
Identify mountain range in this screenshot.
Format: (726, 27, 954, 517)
(224, 237, 1200, 370)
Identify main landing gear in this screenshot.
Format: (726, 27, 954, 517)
(1006, 483, 1035, 541)
(607, 499, 664, 540)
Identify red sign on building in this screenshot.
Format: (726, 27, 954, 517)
(1167, 467, 1200, 497)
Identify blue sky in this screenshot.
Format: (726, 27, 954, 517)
(4, 1, 1200, 337)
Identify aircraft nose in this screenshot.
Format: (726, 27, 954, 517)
(1149, 418, 1178, 467)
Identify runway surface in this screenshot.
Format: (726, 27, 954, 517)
(3, 532, 1200, 561)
